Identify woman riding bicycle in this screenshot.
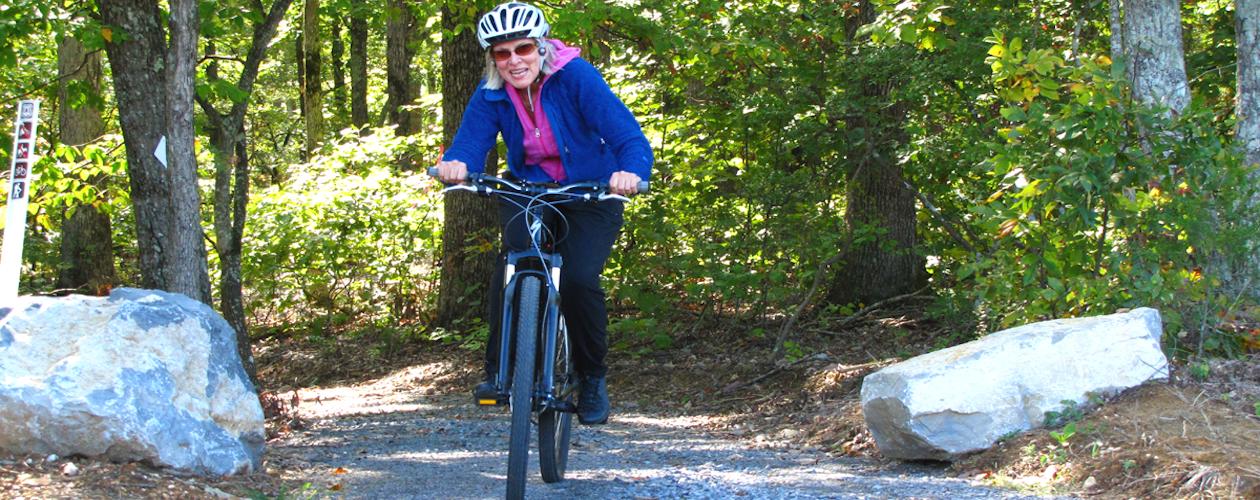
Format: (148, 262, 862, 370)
(434, 1, 653, 426)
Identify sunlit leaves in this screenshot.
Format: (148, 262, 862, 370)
(969, 55, 1260, 346)
(244, 128, 444, 327)
(985, 31, 1065, 103)
(863, 0, 954, 50)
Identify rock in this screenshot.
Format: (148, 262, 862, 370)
(0, 288, 264, 476)
(860, 307, 1168, 461)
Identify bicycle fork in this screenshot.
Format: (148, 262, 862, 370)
(481, 249, 567, 410)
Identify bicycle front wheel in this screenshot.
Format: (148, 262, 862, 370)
(506, 276, 541, 500)
(539, 317, 574, 483)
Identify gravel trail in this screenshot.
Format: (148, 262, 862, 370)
(268, 372, 1066, 500)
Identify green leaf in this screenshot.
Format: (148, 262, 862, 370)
(212, 79, 250, 104)
(1000, 106, 1026, 122)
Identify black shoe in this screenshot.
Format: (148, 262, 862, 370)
(473, 375, 498, 403)
(577, 375, 609, 425)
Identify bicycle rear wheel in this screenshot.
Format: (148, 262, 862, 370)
(539, 317, 574, 483)
(506, 276, 541, 500)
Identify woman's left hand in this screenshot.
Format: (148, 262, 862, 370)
(609, 171, 642, 196)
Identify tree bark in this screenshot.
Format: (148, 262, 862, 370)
(197, 0, 294, 387)
(330, 18, 348, 123)
(1110, 0, 1125, 63)
(98, 0, 173, 291)
(436, 2, 499, 327)
(1240, 0, 1260, 172)
(349, 0, 370, 127)
(1240, 0, 1260, 283)
(164, 0, 212, 304)
(385, 0, 419, 139)
(826, 0, 921, 306)
(1123, 0, 1189, 114)
(57, 35, 116, 295)
(301, 0, 325, 158)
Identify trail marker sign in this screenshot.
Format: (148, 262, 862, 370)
(1, 100, 41, 300)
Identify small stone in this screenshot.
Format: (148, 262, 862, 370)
(1083, 476, 1099, 491)
(46, 454, 58, 463)
(1041, 464, 1059, 481)
(60, 462, 79, 476)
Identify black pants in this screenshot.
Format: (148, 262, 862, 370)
(485, 197, 624, 379)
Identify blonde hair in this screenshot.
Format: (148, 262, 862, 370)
(482, 38, 558, 90)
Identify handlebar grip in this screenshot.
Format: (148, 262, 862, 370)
(637, 181, 650, 194)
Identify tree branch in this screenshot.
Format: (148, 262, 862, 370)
(903, 179, 978, 254)
(1, 48, 106, 105)
(816, 284, 932, 336)
(773, 252, 844, 356)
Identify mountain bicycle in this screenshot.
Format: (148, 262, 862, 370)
(430, 168, 646, 499)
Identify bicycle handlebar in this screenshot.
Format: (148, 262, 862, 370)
(427, 167, 649, 196)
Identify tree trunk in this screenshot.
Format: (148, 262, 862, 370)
(301, 0, 325, 158)
(1240, 0, 1260, 283)
(330, 19, 348, 123)
(98, 0, 173, 291)
(1240, 0, 1260, 172)
(57, 35, 116, 295)
(1123, 0, 1189, 114)
(385, 0, 419, 138)
(436, 2, 500, 327)
(197, 0, 293, 387)
(1110, 0, 1125, 63)
(826, 0, 921, 306)
(349, 0, 369, 128)
(164, 0, 212, 304)
(205, 120, 255, 383)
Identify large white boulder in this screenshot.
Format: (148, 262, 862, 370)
(860, 307, 1168, 461)
(0, 288, 264, 476)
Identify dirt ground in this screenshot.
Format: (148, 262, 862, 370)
(3, 305, 1258, 499)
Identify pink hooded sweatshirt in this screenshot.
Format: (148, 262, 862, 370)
(504, 39, 581, 182)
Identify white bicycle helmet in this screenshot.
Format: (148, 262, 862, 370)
(477, 2, 550, 49)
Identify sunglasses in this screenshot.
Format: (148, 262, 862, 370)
(491, 43, 538, 62)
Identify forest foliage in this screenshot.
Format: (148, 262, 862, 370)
(1, 0, 1257, 360)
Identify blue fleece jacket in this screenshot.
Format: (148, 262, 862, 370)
(442, 57, 653, 184)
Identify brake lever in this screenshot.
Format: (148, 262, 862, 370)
(439, 184, 479, 195)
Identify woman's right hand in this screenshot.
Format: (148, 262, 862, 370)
(435, 160, 468, 184)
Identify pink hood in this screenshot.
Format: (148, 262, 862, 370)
(545, 39, 581, 74)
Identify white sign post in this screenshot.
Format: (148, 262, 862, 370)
(0, 100, 40, 300)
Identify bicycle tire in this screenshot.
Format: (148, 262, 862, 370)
(506, 276, 541, 500)
(539, 317, 574, 483)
